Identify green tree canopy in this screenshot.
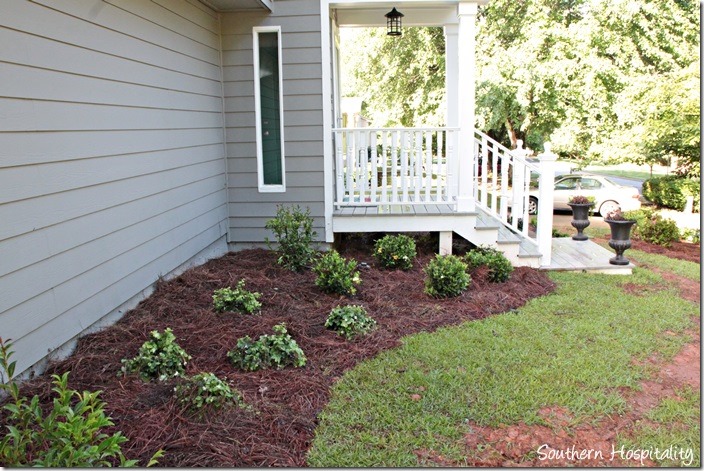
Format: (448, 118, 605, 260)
(341, 0, 700, 174)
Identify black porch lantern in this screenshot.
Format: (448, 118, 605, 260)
(385, 7, 404, 36)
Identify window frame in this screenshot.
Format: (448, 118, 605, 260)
(253, 25, 286, 193)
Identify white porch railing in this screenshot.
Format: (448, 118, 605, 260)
(333, 127, 459, 207)
(473, 131, 540, 242)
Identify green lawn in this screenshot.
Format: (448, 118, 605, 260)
(307, 265, 699, 467)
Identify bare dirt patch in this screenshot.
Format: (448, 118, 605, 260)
(6, 247, 555, 467)
(461, 329, 700, 467)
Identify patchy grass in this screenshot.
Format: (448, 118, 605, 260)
(307, 267, 698, 467)
(626, 249, 701, 282)
(618, 386, 700, 467)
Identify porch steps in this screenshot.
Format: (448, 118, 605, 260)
(331, 204, 542, 267)
(453, 208, 542, 267)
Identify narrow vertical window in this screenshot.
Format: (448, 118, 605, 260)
(253, 26, 285, 192)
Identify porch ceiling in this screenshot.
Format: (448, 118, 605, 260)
(199, 0, 272, 11)
(332, 0, 488, 26)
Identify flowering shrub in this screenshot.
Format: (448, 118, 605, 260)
(325, 305, 376, 339)
(313, 250, 361, 296)
(227, 324, 306, 371)
(174, 373, 245, 411)
(212, 280, 262, 314)
(423, 254, 470, 298)
(373, 234, 416, 270)
(121, 328, 191, 382)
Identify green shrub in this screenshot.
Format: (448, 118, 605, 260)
(121, 328, 191, 382)
(212, 280, 262, 314)
(227, 324, 307, 371)
(265, 205, 317, 271)
(423, 254, 470, 298)
(174, 373, 245, 411)
(624, 209, 681, 247)
(622, 208, 656, 237)
(325, 305, 377, 340)
(642, 175, 700, 212)
(465, 246, 514, 283)
(0, 339, 162, 467)
(373, 234, 416, 270)
(313, 250, 361, 296)
(638, 215, 681, 247)
(681, 228, 700, 243)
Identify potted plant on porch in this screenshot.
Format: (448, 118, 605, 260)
(603, 209, 637, 265)
(567, 195, 595, 241)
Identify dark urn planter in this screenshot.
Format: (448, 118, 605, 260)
(605, 219, 636, 265)
(567, 202, 594, 241)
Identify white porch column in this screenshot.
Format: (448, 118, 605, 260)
(444, 25, 459, 201)
(537, 143, 557, 267)
(456, 2, 478, 212)
(445, 25, 459, 128)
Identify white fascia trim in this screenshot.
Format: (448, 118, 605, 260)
(320, 0, 334, 242)
(253, 25, 287, 193)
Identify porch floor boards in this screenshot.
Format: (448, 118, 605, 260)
(545, 237, 633, 274)
(334, 203, 458, 216)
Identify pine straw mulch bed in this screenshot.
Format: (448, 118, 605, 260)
(12, 247, 555, 467)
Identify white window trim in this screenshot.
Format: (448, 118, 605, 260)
(253, 25, 286, 193)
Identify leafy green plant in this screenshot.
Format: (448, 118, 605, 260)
(638, 215, 681, 247)
(0, 339, 162, 467)
(642, 175, 700, 212)
(465, 246, 514, 283)
(174, 372, 245, 411)
(423, 254, 470, 298)
(624, 209, 681, 247)
(313, 250, 361, 296)
(373, 234, 416, 270)
(227, 324, 307, 371)
(681, 228, 700, 243)
(265, 205, 317, 271)
(212, 280, 262, 314)
(121, 328, 191, 382)
(325, 305, 377, 340)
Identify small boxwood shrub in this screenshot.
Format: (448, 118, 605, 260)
(325, 305, 377, 339)
(227, 324, 306, 372)
(0, 339, 162, 467)
(642, 175, 700, 212)
(313, 250, 361, 296)
(174, 373, 245, 411)
(624, 209, 681, 247)
(121, 328, 191, 382)
(424, 254, 470, 298)
(465, 246, 514, 283)
(373, 234, 416, 270)
(212, 280, 262, 314)
(265, 205, 317, 271)
(639, 215, 681, 247)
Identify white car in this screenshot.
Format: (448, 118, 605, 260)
(528, 174, 641, 216)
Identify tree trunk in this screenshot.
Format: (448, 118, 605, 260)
(506, 119, 517, 148)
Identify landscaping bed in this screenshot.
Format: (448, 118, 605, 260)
(10, 247, 555, 467)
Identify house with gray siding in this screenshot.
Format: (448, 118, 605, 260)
(1, 0, 573, 379)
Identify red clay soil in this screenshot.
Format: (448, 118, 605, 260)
(458, 252, 701, 468)
(7, 247, 555, 467)
(460, 328, 700, 467)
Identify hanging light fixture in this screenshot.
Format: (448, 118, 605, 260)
(385, 7, 404, 36)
